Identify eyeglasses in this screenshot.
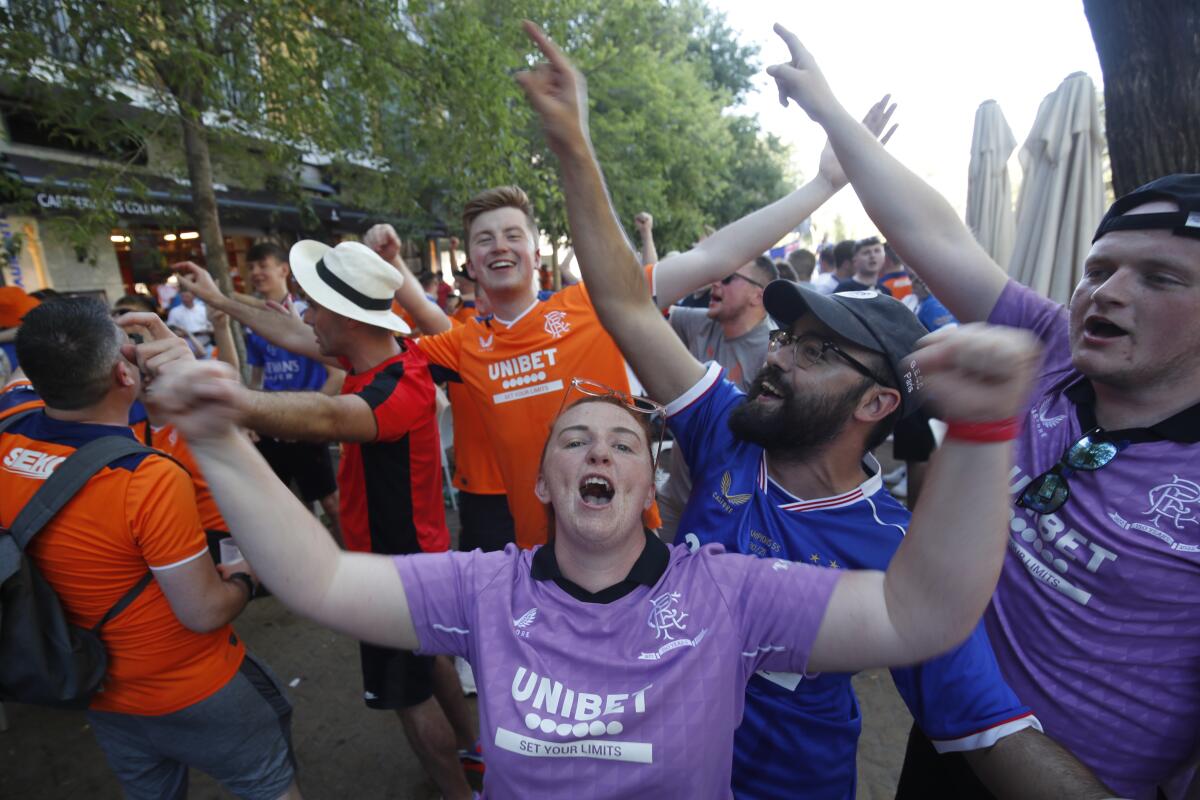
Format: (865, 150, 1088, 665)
(720, 273, 765, 289)
(768, 330, 887, 385)
(1017, 428, 1123, 514)
(553, 378, 668, 471)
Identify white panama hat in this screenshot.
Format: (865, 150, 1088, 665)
(289, 240, 410, 334)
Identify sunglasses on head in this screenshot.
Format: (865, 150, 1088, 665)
(554, 378, 668, 471)
(1017, 428, 1124, 514)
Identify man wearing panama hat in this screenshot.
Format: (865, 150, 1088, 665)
(175, 241, 479, 800)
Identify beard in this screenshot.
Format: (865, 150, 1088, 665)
(728, 365, 868, 460)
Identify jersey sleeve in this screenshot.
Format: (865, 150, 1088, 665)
(665, 362, 743, 481)
(243, 331, 265, 367)
(412, 325, 464, 372)
(701, 546, 841, 676)
(988, 279, 1070, 347)
(392, 548, 513, 658)
(890, 621, 1040, 751)
(351, 359, 430, 442)
(128, 456, 210, 570)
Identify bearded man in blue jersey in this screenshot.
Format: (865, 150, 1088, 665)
(528, 28, 1111, 799)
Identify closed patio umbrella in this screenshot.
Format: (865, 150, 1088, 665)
(1008, 72, 1106, 305)
(966, 100, 1017, 267)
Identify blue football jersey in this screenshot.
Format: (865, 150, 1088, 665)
(668, 364, 1038, 800)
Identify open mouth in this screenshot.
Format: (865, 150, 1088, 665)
(579, 475, 614, 507)
(756, 378, 785, 401)
(488, 259, 516, 272)
(1084, 316, 1129, 339)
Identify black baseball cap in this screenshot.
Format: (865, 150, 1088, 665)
(763, 280, 929, 417)
(1093, 174, 1200, 243)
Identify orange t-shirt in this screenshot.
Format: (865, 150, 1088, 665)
(446, 318, 505, 495)
(414, 268, 661, 547)
(135, 421, 229, 533)
(0, 378, 42, 422)
(0, 412, 244, 715)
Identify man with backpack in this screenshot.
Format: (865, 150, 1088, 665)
(0, 299, 300, 800)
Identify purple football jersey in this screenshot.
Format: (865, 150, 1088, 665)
(394, 542, 839, 798)
(987, 280, 1200, 799)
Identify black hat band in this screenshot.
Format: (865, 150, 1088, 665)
(316, 257, 393, 311)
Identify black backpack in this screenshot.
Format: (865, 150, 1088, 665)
(0, 410, 164, 708)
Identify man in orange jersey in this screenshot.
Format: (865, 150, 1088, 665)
(367, 120, 894, 548)
(0, 298, 300, 800)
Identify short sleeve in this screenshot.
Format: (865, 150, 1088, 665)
(413, 325, 465, 372)
(665, 363, 743, 480)
(243, 332, 265, 367)
(352, 360, 429, 442)
(129, 457, 209, 569)
(890, 622, 1038, 750)
(701, 546, 841, 675)
(392, 548, 514, 658)
(988, 279, 1070, 347)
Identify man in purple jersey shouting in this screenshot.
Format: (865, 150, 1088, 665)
(761, 19, 1200, 800)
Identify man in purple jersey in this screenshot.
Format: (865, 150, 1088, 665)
(133, 22, 1058, 799)
(764, 21, 1200, 799)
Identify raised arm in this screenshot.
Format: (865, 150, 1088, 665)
(363, 224, 452, 335)
(633, 212, 658, 266)
(766, 24, 1008, 322)
(807, 323, 1041, 672)
(174, 261, 336, 367)
(516, 22, 704, 405)
(146, 359, 418, 649)
(653, 99, 896, 309)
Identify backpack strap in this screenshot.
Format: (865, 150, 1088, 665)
(0, 408, 37, 435)
(7, 434, 187, 631)
(91, 571, 155, 633)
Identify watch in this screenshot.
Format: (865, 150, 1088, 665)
(229, 572, 256, 600)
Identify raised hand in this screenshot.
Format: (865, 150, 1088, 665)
(765, 23, 840, 123)
(816, 95, 898, 188)
(909, 323, 1042, 423)
(515, 20, 589, 154)
(116, 311, 194, 377)
(173, 261, 223, 304)
(363, 223, 401, 264)
(634, 212, 653, 236)
(143, 359, 247, 442)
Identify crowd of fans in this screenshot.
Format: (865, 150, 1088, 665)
(2, 20, 1198, 800)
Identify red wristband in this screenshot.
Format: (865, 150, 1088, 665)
(945, 418, 1022, 443)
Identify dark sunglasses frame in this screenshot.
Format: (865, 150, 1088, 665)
(720, 272, 765, 289)
(1017, 427, 1123, 514)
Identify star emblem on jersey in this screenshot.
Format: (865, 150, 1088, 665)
(543, 310, 570, 339)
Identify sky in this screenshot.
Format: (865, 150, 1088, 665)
(710, 0, 1104, 241)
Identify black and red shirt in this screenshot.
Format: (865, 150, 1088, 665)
(338, 345, 449, 555)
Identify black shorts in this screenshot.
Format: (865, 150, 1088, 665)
(359, 642, 435, 710)
(255, 437, 337, 504)
(896, 723, 989, 798)
(457, 491, 516, 553)
(891, 411, 936, 463)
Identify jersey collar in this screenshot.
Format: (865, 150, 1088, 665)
(531, 529, 668, 604)
(764, 452, 885, 512)
(1066, 378, 1200, 444)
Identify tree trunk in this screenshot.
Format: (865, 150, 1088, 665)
(178, 107, 248, 373)
(1083, 0, 1200, 196)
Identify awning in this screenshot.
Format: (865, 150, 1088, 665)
(0, 151, 399, 232)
